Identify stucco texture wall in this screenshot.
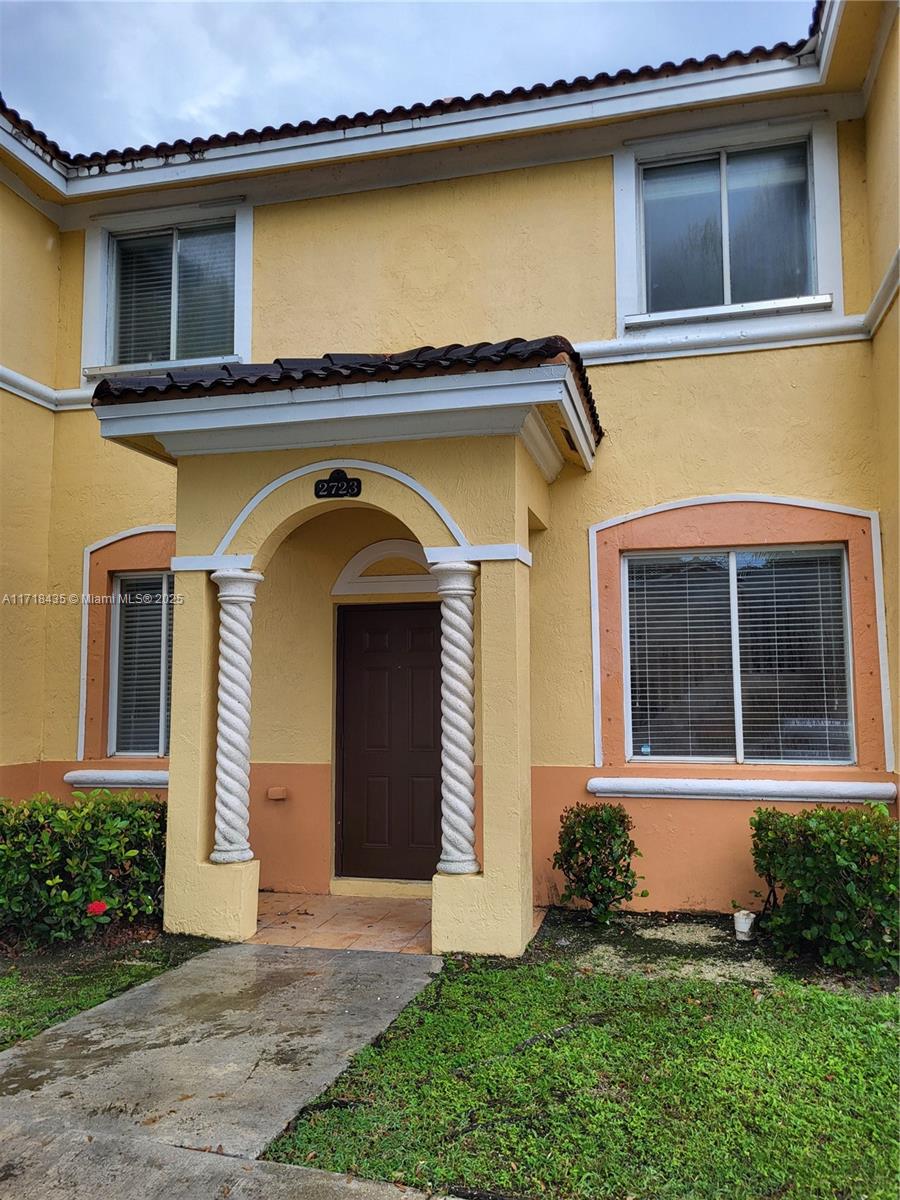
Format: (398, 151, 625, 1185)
(0, 183, 174, 779)
(531, 341, 880, 767)
(251, 158, 615, 356)
(40, 411, 176, 761)
(0, 390, 54, 768)
(524, 339, 896, 911)
(872, 301, 898, 755)
(0, 184, 60, 384)
(865, 12, 899, 289)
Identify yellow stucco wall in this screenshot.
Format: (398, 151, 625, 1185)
(0, 185, 60, 384)
(55, 230, 85, 390)
(837, 119, 872, 314)
(0, 182, 175, 772)
(533, 340, 881, 764)
(253, 506, 429, 762)
(864, 8, 899, 757)
(865, 13, 899, 290)
(0, 390, 54, 765)
(872, 300, 898, 754)
(252, 159, 616, 355)
(40, 411, 176, 761)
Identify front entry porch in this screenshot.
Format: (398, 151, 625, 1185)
(252, 892, 434, 952)
(92, 338, 601, 956)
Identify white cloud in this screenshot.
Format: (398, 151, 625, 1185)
(0, 1, 814, 152)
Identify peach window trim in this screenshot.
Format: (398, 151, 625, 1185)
(588, 494, 894, 778)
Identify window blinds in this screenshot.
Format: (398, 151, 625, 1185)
(736, 549, 851, 761)
(627, 555, 736, 757)
(115, 233, 173, 365)
(626, 548, 852, 762)
(114, 575, 174, 755)
(114, 222, 234, 366)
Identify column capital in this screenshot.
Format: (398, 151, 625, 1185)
(211, 568, 264, 604)
(430, 560, 478, 597)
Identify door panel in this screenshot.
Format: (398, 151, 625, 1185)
(337, 604, 442, 880)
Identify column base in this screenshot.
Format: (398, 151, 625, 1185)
(163, 858, 260, 942)
(210, 846, 254, 864)
(431, 871, 532, 957)
(436, 856, 480, 875)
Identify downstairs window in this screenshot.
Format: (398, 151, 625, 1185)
(109, 573, 175, 756)
(624, 546, 853, 763)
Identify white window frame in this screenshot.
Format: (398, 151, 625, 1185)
(621, 543, 856, 767)
(107, 570, 174, 758)
(82, 201, 252, 378)
(613, 117, 844, 341)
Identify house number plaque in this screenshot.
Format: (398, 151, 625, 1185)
(314, 468, 362, 499)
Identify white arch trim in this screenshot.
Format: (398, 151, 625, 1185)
(214, 459, 469, 556)
(587, 494, 894, 773)
(77, 524, 177, 761)
(332, 539, 434, 596)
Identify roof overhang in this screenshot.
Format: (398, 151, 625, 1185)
(93, 364, 596, 479)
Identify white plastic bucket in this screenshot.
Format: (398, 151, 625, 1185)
(733, 909, 756, 941)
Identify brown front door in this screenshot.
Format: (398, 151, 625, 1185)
(336, 603, 442, 880)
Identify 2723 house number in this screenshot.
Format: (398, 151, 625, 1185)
(313, 469, 362, 499)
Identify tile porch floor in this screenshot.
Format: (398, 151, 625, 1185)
(251, 892, 546, 953)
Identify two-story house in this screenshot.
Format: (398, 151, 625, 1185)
(1, 0, 896, 954)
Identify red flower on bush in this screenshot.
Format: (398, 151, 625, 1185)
(86, 900, 108, 916)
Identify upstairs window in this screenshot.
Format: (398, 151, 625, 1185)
(109, 574, 174, 756)
(641, 141, 813, 314)
(625, 547, 853, 763)
(113, 222, 235, 366)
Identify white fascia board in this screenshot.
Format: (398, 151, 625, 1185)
(560, 369, 596, 469)
(586, 775, 897, 803)
(2, 54, 829, 202)
(0, 123, 69, 195)
(159, 409, 533, 456)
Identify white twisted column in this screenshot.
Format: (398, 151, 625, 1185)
(431, 562, 480, 874)
(209, 568, 264, 864)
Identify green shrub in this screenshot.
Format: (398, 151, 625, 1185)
(553, 801, 647, 921)
(0, 789, 166, 945)
(751, 804, 898, 974)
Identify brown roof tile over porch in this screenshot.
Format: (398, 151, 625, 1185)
(92, 335, 603, 445)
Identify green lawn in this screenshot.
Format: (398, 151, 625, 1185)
(267, 944, 898, 1199)
(0, 932, 218, 1050)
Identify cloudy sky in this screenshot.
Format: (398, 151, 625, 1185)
(0, 1, 814, 154)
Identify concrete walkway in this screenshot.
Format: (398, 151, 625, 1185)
(0, 944, 442, 1198)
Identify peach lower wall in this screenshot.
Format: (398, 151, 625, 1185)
(249, 763, 333, 894)
(0, 759, 168, 801)
(531, 765, 897, 911)
(248, 762, 484, 894)
(6, 757, 892, 914)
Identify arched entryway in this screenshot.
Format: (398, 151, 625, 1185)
(248, 506, 449, 895)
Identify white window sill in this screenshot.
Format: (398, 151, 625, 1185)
(623, 294, 833, 331)
(586, 777, 897, 803)
(83, 354, 241, 380)
(64, 769, 169, 790)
